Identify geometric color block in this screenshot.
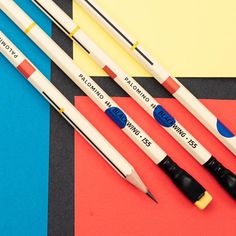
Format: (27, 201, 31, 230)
(0, 0, 51, 235)
(75, 96, 236, 236)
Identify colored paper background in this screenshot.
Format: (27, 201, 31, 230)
(1, 0, 236, 235)
(73, 0, 236, 77)
(0, 1, 51, 235)
(75, 97, 236, 236)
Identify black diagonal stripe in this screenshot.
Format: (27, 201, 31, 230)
(34, 0, 90, 53)
(34, 0, 70, 35)
(84, 0, 154, 65)
(84, 0, 134, 46)
(42, 92, 60, 110)
(42, 90, 126, 177)
(73, 37, 90, 54)
(135, 48, 154, 65)
(49, 1, 74, 236)
(61, 112, 126, 177)
(85, 77, 236, 100)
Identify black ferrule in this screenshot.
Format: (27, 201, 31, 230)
(159, 156, 206, 203)
(204, 156, 236, 199)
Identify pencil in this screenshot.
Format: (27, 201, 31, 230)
(74, 0, 236, 156)
(32, 0, 236, 199)
(0, 0, 212, 209)
(0, 31, 156, 202)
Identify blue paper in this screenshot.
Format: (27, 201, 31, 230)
(0, 1, 51, 235)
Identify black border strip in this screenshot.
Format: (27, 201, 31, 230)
(90, 77, 236, 100)
(48, 1, 74, 236)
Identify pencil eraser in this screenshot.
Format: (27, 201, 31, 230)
(204, 156, 236, 199)
(159, 156, 209, 206)
(194, 191, 213, 210)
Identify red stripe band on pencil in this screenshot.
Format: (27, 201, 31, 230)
(17, 59, 36, 79)
(103, 65, 117, 79)
(162, 76, 180, 94)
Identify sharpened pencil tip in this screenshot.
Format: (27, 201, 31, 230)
(146, 190, 158, 203)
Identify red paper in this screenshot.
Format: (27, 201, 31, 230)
(75, 97, 236, 236)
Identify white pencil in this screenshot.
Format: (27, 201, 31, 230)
(0, 31, 157, 202)
(32, 0, 236, 199)
(74, 0, 236, 156)
(0, 0, 213, 208)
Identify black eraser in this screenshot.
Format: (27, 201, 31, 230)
(159, 156, 206, 203)
(204, 156, 236, 199)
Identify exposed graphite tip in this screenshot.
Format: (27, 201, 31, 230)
(146, 190, 158, 203)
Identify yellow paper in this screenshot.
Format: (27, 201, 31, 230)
(73, 0, 236, 77)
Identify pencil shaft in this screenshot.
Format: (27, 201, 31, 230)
(75, 0, 236, 156)
(0, 31, 142, 186)
(32, 0, 213, 165)
(1, 0, 217, 205)
(0, 0, 167, 164)
(28, 0, 236, 202)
